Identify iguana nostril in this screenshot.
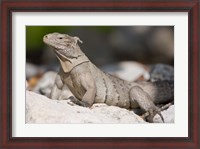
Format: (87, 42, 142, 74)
(45, 35, 48, 38)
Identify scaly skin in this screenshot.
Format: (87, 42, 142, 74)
(43, 32, 174, 122)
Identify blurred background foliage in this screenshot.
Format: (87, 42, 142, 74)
(26, 26, 174, 71)
(26, 26, 114, 52)
(26, 26, 115, 64)
(26, 26, 174, 88)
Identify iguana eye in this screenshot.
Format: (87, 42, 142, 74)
(59, 37, 63, 39)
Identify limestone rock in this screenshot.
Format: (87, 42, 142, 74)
(101, 61, 149, 81)
(26, 91, 146, 124)
(26, 63, 43, 79)
(33, 71, 57, 97)
(26, 91, 174, 124)
(153, 105, 174, 123)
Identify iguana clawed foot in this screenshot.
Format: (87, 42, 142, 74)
(141, 108, 164, 123)
(68, 96, 90, 107)
(142, 101, 174, 123)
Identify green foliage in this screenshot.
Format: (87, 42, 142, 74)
(26, 26, 74, 51)
(26, 26, 114, 52)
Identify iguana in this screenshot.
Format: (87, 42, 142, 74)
(43, 32, 174, 122)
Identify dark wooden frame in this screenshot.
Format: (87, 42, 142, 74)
(0, 0, 199, 148)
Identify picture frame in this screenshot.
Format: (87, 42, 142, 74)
(0, 0, 199, 148)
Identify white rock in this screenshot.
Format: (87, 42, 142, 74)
(26, 63, 43, 79)
(26, 91, 146, 124)
(101, 61, 149, 81)
(32, 71, 73, 99)
(153, 105, 174, 123)
(33, 71, 57, 97)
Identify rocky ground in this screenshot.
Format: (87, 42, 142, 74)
(26, 90, 174, 124)
(26, 91, 146, 123)
(26, 61, 174, 124)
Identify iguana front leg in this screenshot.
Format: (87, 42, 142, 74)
(50, 73, 96, 107)
(79, 73, 97, 107)
(130, 86, 162, 122)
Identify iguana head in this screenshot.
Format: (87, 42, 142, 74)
(43, 33, 89, 73)
(43, 32, 83, 59)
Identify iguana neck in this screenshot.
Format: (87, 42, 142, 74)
(56, 54, 89, 73)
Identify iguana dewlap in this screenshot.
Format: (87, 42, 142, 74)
(43, 32, 174, 122)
